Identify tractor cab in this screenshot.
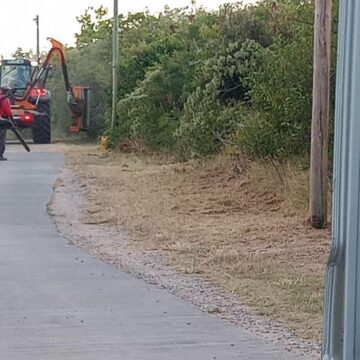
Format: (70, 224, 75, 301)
(0, 59, 35, 97)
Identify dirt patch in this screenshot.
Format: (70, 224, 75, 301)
(50, 166, 320, 359)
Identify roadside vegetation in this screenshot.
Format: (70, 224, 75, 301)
(51, 0, 338, 160)
(49, 0, 338, 341)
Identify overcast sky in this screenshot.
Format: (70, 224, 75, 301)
(1, 0, 255, 58)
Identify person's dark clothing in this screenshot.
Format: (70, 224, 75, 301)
(0, 127, 6, 156)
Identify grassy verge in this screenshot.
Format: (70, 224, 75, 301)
(65, 144, 330, 341)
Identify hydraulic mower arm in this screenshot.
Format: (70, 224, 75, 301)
(42, 38, 84, 117)
(17, 38, 84, 120)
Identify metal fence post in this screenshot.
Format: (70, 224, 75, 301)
(111, 0, 119, 129)
(322, 0, 360, 359)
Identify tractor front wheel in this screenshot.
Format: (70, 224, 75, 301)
(32, 102, 51, 144)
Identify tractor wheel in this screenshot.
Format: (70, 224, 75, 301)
(32, 102, 51, 144)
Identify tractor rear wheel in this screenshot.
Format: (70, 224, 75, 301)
(32, 102, 51, 144)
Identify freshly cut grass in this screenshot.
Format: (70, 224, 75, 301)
(65, 144, 330, 341)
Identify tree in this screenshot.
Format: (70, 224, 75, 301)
(11, 48, 33, 59)
(75, 6, 112, 48)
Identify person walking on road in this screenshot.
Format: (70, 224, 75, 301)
(0, 86, 13, 161)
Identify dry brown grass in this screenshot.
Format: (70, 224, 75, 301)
(65, 144, 330, 341)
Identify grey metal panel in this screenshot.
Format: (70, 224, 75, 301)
(322, 1, 360, 359)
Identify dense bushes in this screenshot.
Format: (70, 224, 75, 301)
(177, 39, 263, 158)
(51, 0, 337, 159)
(240, 27, 314, 157)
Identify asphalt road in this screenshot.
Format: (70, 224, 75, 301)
(0, 151, 306, 360)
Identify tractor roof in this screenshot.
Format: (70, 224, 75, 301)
(1, 59, 32, 66)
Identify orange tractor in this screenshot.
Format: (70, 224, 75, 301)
(0, 38, 90, 143)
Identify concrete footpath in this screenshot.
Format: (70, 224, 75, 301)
(0, 152, 307, 359)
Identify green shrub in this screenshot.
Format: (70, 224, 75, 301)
(176, 39, 264, 158)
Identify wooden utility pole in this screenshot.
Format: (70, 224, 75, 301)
(309, 0, 332, 229)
